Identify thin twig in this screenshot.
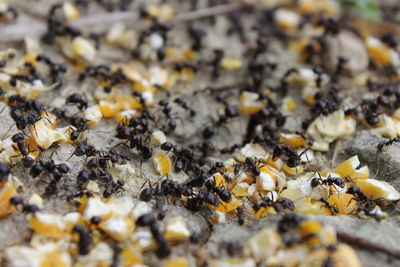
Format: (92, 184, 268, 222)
(337, 231, 400, 259)
(0, 3, 242, 42)
(194, 81, 247, 95)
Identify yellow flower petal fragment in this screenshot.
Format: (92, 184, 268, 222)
(153, 152, 172, 175)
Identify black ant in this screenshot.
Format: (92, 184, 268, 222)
(72, 225, 91, 255)
(277, 213, 304, 234)
(188, 24, 206, 52)
(237, 206, 245, 225)
(0, 162, 10, 182)
(11, 133, 35, 167)
(9, 197, 41, 213)
(110, 245, 122, 267)
(103, 179, 124, 198)
(210, 49, 224, 79)
(377, 137, 400, 151)
(205, 175, 232, 203)
(244, 157, 261, 176)
(136, 213, 171, 258)
(320, 198, 339, 215)
(65, 93, 88, 111)
(76, 169, 93, 187)
(346, 185, 375, 209)
(186, 190, 220, 212)
(253, 196, 295, 214)
(202, 105, 240, 139)
(174, 97, 196, 117)
(36, 54, 67, 88)
(311, 174, 345, 189)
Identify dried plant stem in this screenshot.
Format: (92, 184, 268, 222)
(337, 231, 400, 259)
(0, 3, 242, 42)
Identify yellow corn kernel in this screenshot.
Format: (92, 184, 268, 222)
(266, 156, 283, 170)
(0, 180, 17, 218)
(83, 105, 103, 126)
(183, 48, 195, 61)
(153, 152, 172, 176)
(23, 53, 39, 66)
(115, 109, 139, 122)
(352, 166, 369, 180)
(71, 37, 96, 62)
(40, 250, 69, 267)
(115, 95, 141, 110)
(333, 155, 360, 179)
(100, 216, 134, 242)
(356, 179, 400, 201)
(251, 206, 276, 218)
(63, 2, 80, 21)
(180, 68, 194, 82)
(209, 196, 242, 212)
(274, 9, 300, 32)
(299, 220, 322, 236)
(156, 4, 174, 22)
(305, 94, 316, 105)
(164, 217, 191, 243)
(366, 37, 392, 65)
(99, 101, 118, 118)
(29, 213, 64, 238)
(279, 134, 306, 149)
(212, 210, 226, 224)
(282, 97, 297, 112)
(327, 193, 356, 215)
(163, 257, 188, 267)
(302, 243, 361, 267)
(121, 245, 144, 266)
(221, 58, 243, 71)
(287, 195, 331, 215)
(239, 91, 266, 114)
(244, 229, 281, 261)
(299, 0, 316, 13)
(213, 172, 228, 188)
(299, 220, 322, 244)
(232, 182, 250, 197)
(283, 164, 304, 176)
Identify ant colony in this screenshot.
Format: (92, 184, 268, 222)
(1, 0, 400, 267)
